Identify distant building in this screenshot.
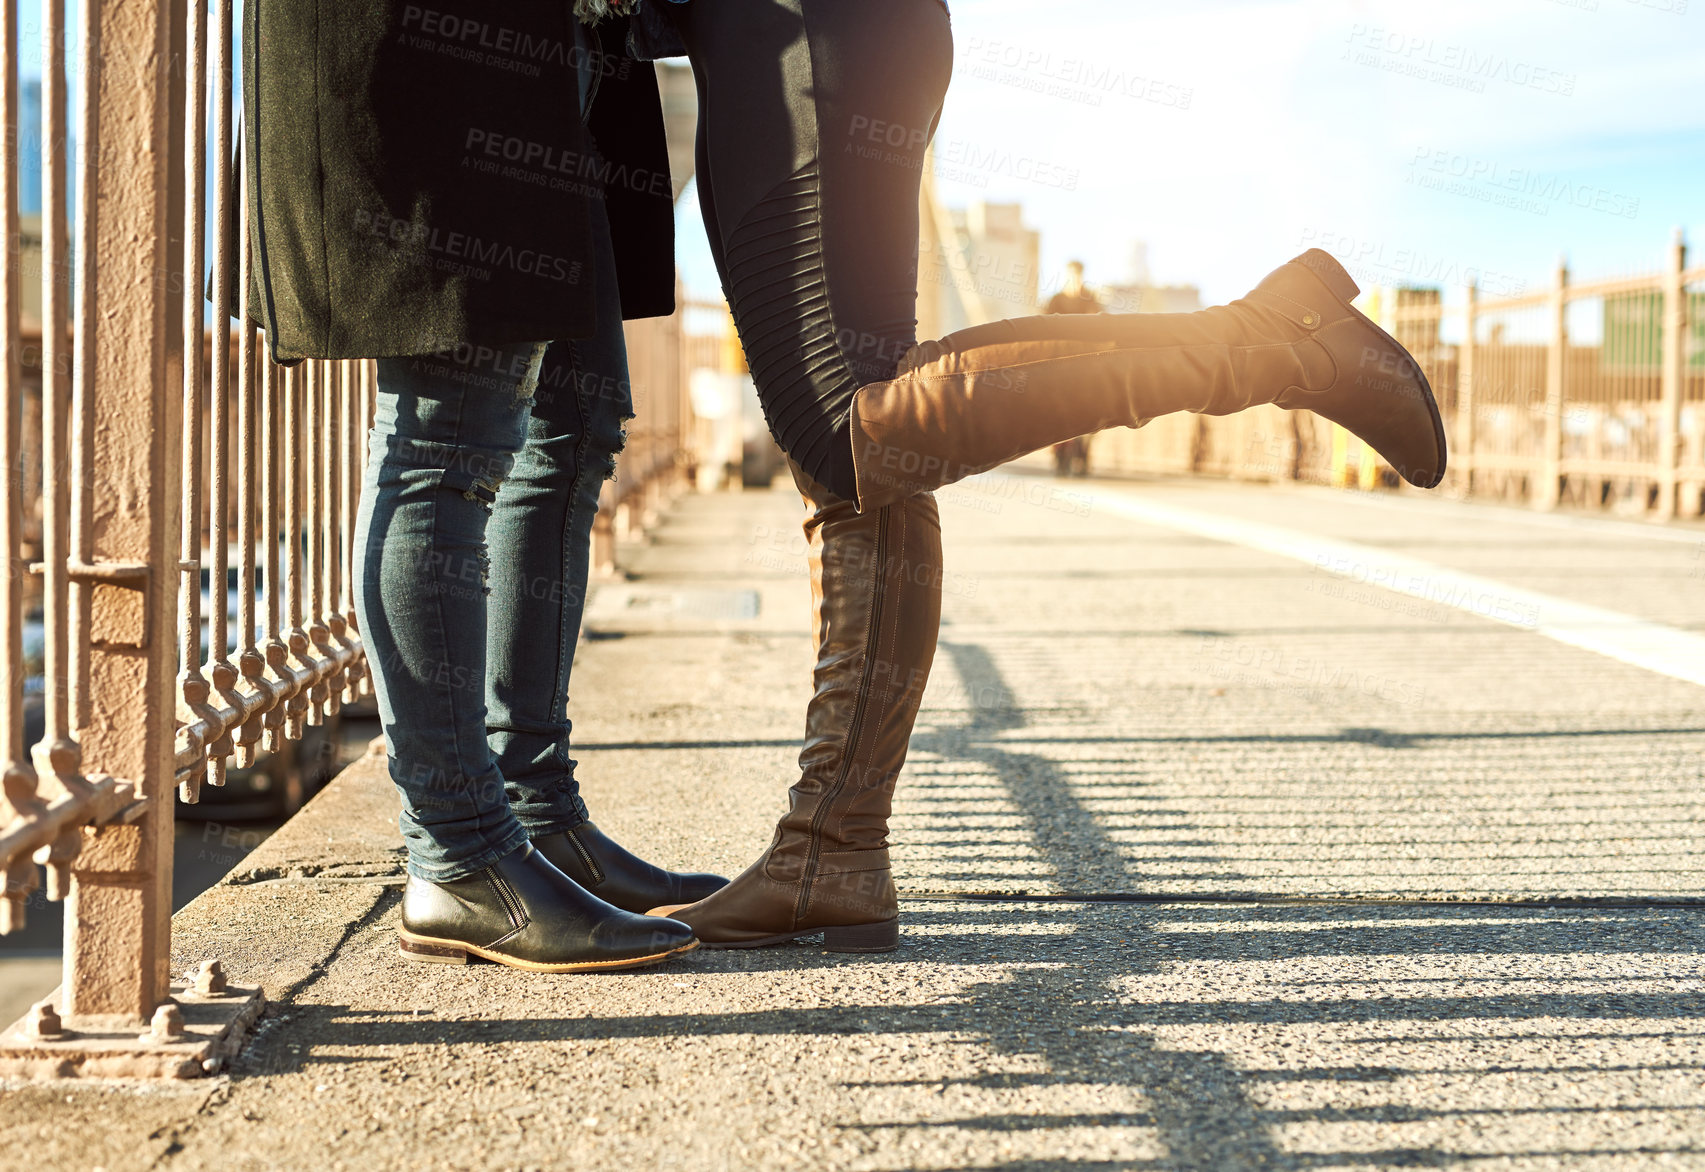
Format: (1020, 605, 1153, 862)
(1099, 240, 1202, 314)
(949, 201, 1040, 321)
(918, 191, 1041, 337)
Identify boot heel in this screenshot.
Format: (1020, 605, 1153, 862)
(822, 918, 899, 954)
(399, 935, 470, 964)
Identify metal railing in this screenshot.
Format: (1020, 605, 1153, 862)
(2, 0, 179, 1028)
(0, 0, 703, 1045)
(1086, 234, 1702, 519)
(1426, 236, 1704, 516)
(595, 288, 699, 572)
(0, 0, 376, 1030)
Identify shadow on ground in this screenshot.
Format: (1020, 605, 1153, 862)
(195, 637, 1705, 1169)
(226, 894, 1705, 1167)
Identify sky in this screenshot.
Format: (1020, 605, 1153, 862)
(675, 0, 1705, 312)
(17, 0, 1701, 317)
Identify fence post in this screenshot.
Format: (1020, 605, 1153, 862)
(61, 0, 186, 1021)
(1457, 282, 1477, 497)
(1537, 257, 1568, 510)
(1657, 229, 1687, 520)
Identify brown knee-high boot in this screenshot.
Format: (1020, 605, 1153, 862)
(650, 462, 943, 951)
(850, 248, 1447, 511)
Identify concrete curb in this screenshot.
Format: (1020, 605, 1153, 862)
(169, 745, 403, 1009)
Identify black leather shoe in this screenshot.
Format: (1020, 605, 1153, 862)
(531, 822, 728, 914)
(398, 843, 697, 972)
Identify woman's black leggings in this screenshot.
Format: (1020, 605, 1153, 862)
(666, 0, 954, 500)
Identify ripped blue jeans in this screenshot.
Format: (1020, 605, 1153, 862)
(355, 267, 631, 881)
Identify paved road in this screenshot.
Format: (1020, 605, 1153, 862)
(4, 471, 1703, 1170)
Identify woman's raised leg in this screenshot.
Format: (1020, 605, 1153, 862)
(847, 248, 1446, 510)
(668, 0, 1442, 519)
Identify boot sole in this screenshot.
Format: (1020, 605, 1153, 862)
(1295, 250, 1448, 489)
(691, 918, 900, 954)
(397, 930, 699, 973)
(1340, 304, 1448, 489)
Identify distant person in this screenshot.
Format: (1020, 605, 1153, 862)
(1046, 260, 1104, 317)
(1044, 261, 1103, 476)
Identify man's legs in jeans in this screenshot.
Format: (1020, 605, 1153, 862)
(359, 339, 699, 970)
(483, 200, 629, 833)
(355, 342, 547, 881)
(480, 197, 727, 909)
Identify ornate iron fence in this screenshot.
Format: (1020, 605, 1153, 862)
(0, 0, 370, 1073)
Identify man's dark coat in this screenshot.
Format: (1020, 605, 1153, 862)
(243, 2, 676, 361)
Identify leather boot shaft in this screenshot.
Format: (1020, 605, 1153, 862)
(650, 461, 942, 949)
(850, 248, 1445, 509)
(772, 462, 942, 849)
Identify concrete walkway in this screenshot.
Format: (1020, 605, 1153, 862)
(5, 471, 1705, 1170)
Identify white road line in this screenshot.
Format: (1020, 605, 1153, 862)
(1294, 482, 1705, 547)
(1088, 488, 1705, 691)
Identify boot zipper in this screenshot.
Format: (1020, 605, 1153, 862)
(797, 513, 890, 921)
(486, 870, 528, 931)
(565, 827, 605, 885)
